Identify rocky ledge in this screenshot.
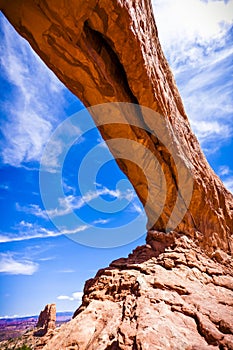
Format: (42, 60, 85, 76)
(40, 231, 232, 350)
(1, 232, 232, 350)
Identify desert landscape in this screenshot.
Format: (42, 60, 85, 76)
(0, 0, 232, 349)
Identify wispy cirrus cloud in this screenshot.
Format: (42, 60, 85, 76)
(153, 0, 233, 70)
(16, 186, 135, 219)
(0, 216, 114, 244)
(153, 0, 233, 151)
(218, 165, 231, 177)
(40, 121, 84, 173)
(0, 14, 66, 167)
(127, 201, 143, 214)
(0, 221, 89, 243)
(0, 252, 38, 275)
(4, 183, 143, 243)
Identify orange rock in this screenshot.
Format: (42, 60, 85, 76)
(0, 1, 233, 349)
(1, 0, 232, 254)
(42, 234, 233, 350)
(35, 304, 56, 337)
(1, 0, 233, 253)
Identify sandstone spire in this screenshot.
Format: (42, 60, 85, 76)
(35, 304, 56, 336)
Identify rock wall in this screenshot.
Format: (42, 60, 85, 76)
(1, 0, 233, 254)
(42, 232, 233, 350)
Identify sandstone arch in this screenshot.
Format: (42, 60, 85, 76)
(1, 0, 233, 254)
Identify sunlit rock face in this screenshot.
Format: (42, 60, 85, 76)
(1, 233, 233, 349)
(1, 0, 233, 254)
(42, 233, 233, 350)
(1, 1, 233, 349)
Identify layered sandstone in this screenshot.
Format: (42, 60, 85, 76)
(40, 232, 233, 350)
(1, 0, 232, 254)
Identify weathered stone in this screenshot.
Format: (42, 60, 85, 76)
(40, 233, 233, 350)
(34, 304, 56, 337)
(1, 0, 232, 254)
(1, 1, 233, 350)
(1, 233, 232, 350)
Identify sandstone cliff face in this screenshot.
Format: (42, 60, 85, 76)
(1, 0, 233, 254)
(42, 232, 233, 350)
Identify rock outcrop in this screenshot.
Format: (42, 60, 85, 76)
(1, 0, 232, 254)
(34, 304, 56, 336)
(40, 232, 233, 350)
(0, 1, 233, 349)
(0, 234, 232, 350)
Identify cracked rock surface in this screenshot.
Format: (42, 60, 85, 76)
(38, 232, 233, 350)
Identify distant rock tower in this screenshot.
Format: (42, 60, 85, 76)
(34, 303, 56, 336)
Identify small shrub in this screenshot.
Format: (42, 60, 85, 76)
(15, 345, 32, 350)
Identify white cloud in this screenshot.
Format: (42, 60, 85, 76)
(72, 292, 83, 300)
(0, 253, 38, 275)
(16, 203, 49, 220)
(0, 14, 65, 167)
(16, 186, 134, 219)
(97, 137, 108, 149)
(190, 120, 231, 144)
(92, 218, 111, 225)
(0, 184, 9, 190)
(153, 0, 233, 69)
(0, 313, 36, 319)
(57, 295, 73, 301)
(57, 291, 83, 302)
(41, 122, 83, 173)
(0, 222, 89, 243)
(129, 202, 143, 214)
(62, 181, 76, 195)
(152, 0, 233, 151)
(218, 165, 230, 176)
(57, 269, 75, 273)
(2, 183, 139, 243)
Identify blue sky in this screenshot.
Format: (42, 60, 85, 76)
(0, 0, 233, 317)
